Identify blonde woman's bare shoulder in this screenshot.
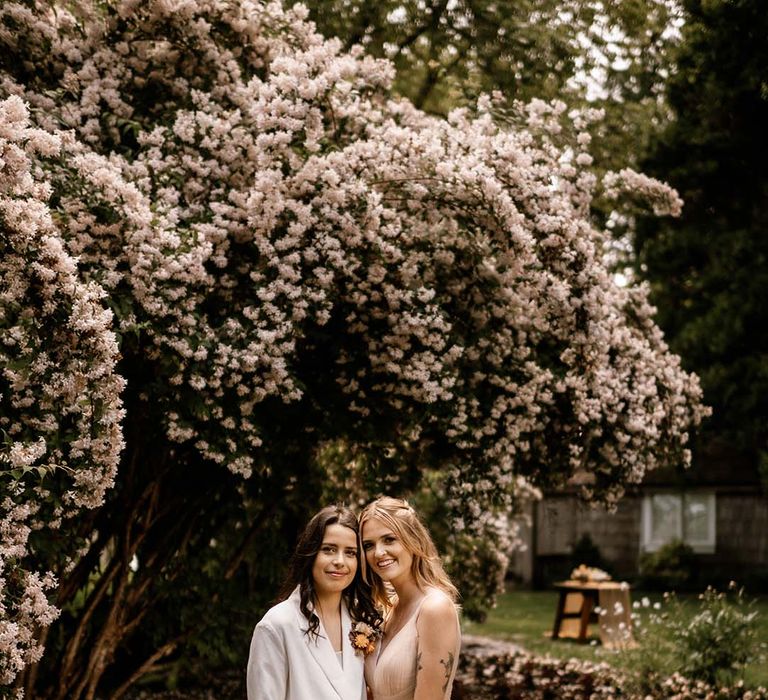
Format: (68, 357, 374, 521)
(420, 588, 458, 620)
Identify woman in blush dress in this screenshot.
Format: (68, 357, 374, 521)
(247, 505, 382, 700)
(359, 497, 460, 700)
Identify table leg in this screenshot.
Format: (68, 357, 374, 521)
(578, 592, 596, 642)
(551, 590, 567, 639)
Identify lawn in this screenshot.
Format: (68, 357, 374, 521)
(462, 587, 768, 688)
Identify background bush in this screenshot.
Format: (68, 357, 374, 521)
(638, 539, 698, 590)
(619, 583, 765, 694)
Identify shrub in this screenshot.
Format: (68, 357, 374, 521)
(638, 538, 698, 590)
(619, 583, 765, 694)
(673, 584, 761, 686)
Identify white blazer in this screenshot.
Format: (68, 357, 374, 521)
(246, 588, 366, 700)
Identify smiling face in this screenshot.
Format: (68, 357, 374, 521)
(311, 523, 359, 597)
(361, 516, 414, 588)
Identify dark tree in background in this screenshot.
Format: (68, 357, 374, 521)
(635, 0, 768, 473)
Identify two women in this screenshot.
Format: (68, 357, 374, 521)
(246, 498, 460, 700)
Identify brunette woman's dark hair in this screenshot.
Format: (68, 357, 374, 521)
(279, 504, 382, 641)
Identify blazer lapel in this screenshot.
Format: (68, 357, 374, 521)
(290, 590, 360, 700)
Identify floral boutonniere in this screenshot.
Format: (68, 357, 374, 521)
(349, 620, 382, 657)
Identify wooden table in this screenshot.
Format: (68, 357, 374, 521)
(551, 580, 633, 647)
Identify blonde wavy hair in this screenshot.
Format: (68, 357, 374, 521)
(359, 496, 459, 612)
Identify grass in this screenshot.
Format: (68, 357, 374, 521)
(462, 587, 768, 688)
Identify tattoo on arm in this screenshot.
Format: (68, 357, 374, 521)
(440, 652, 455, 693)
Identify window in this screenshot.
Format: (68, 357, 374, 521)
(641, 492, 716, 553)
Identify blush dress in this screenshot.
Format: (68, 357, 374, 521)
(367, 589, 460, 700)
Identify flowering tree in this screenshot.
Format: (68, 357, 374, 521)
(0, 96, 124, 689)
(0, 0, 707, 696)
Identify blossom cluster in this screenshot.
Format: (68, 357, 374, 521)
(458, 635, 627, 699)
(0, 95, 124, 685)
(0, 0, 709, 684)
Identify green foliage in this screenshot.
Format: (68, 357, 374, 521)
(635, 0, 768, 464)
(622, 584, 764, 692)
(297, 0, 675, 111)
(638, 539, 698, 591)
(445, 533, 507, 623)
(411, 473, 511, 624)
(677, 586, 760, 685)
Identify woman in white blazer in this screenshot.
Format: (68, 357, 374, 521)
(247, 505, 382, 700)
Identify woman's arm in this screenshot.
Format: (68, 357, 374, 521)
(246, 623, 288, 700)
(413, 595, 460, 700)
